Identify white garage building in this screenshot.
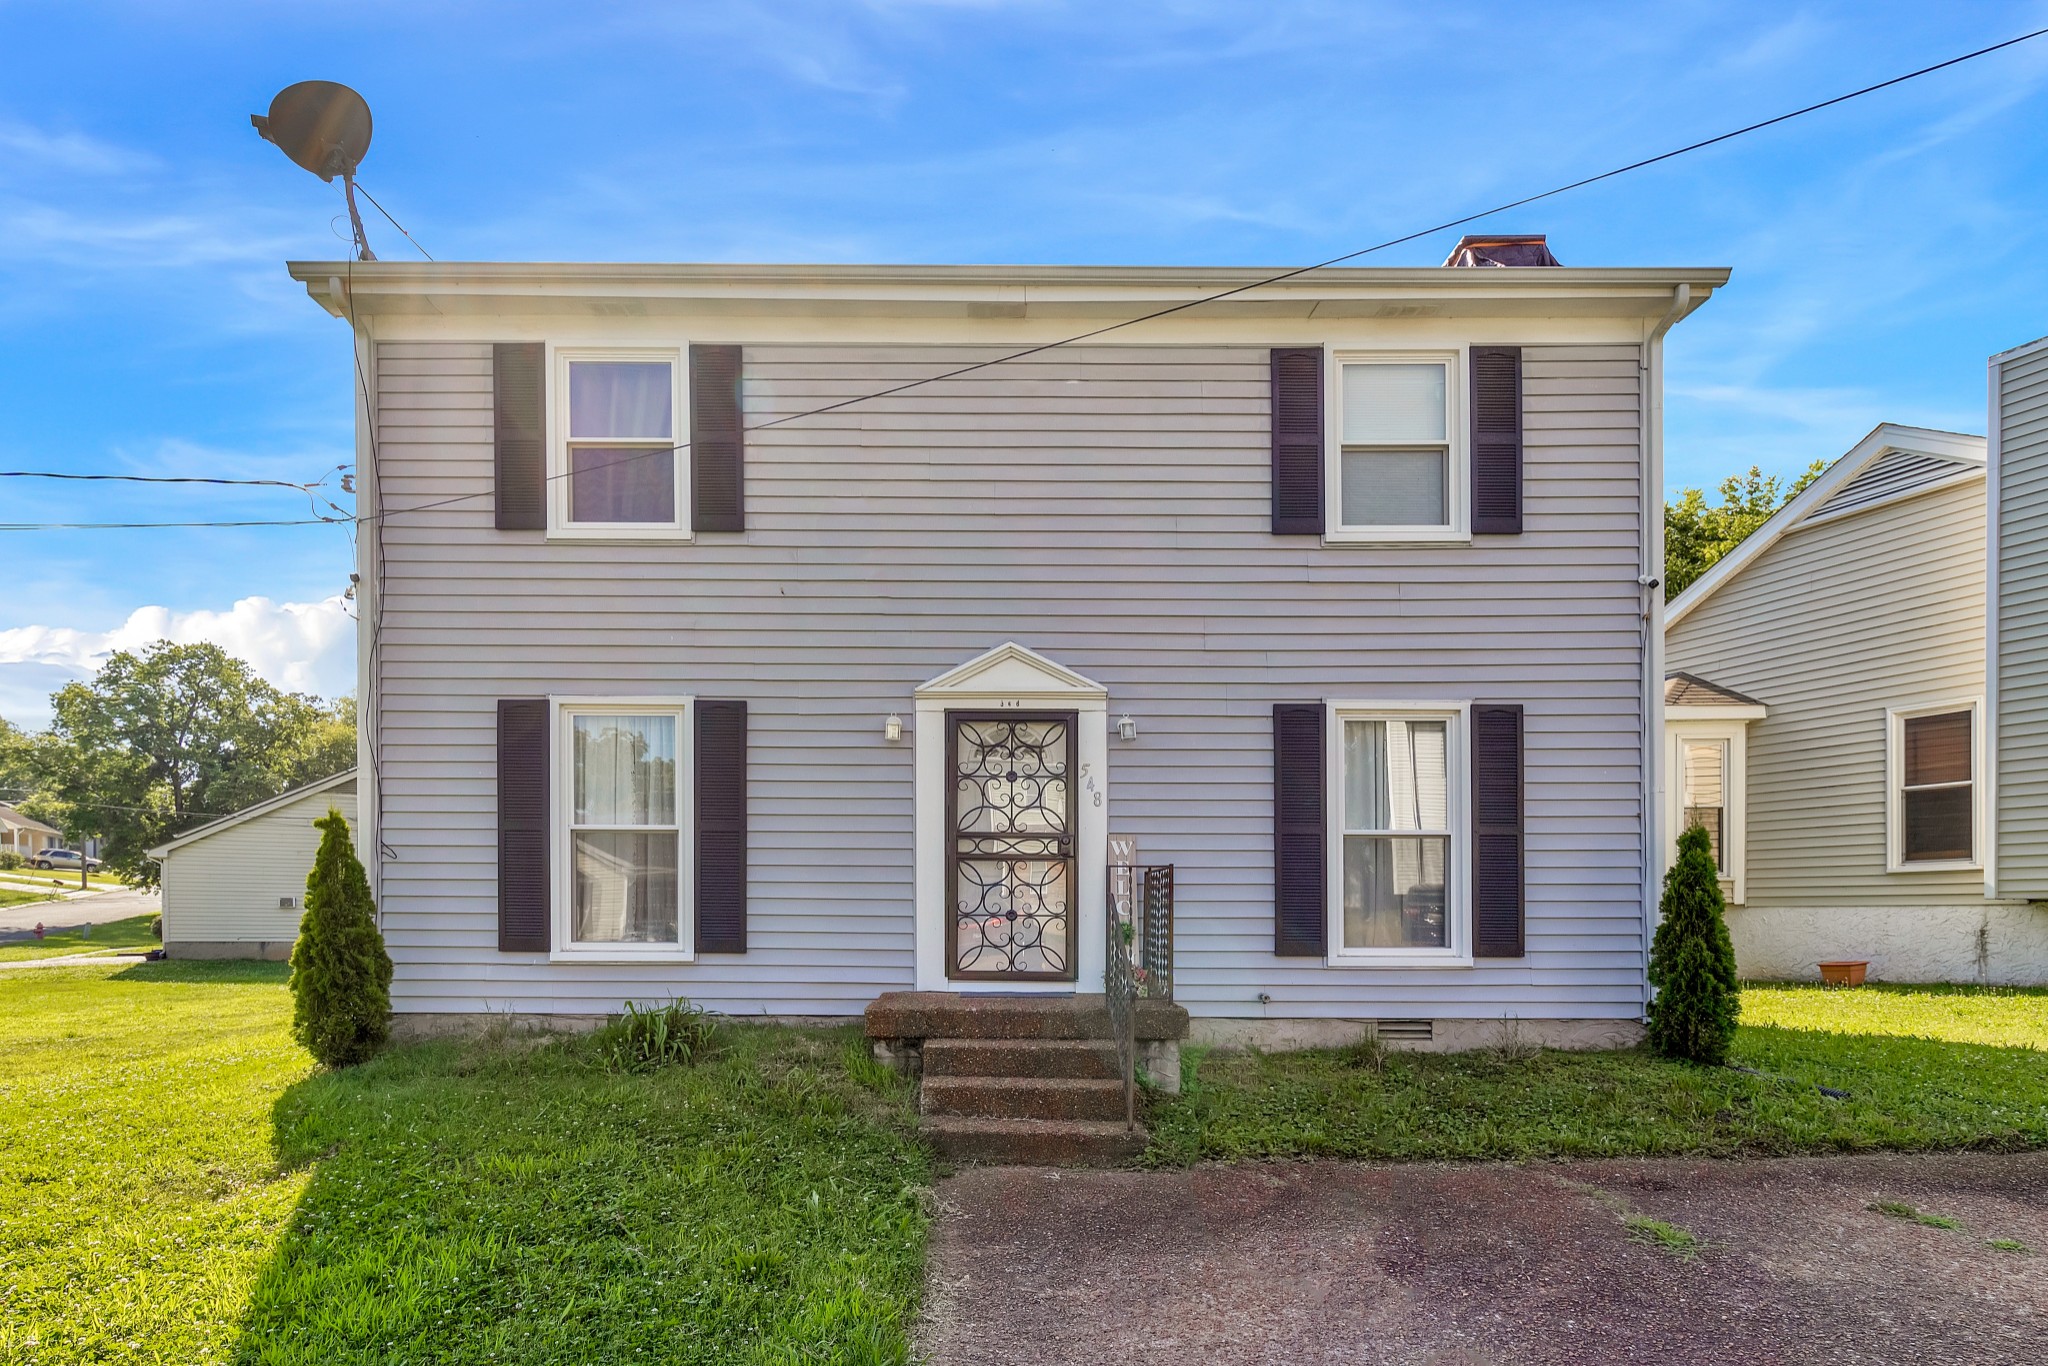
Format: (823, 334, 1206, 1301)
(148, 770, 357, 960)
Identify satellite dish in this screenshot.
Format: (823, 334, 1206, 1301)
(252, 81, 377, 260)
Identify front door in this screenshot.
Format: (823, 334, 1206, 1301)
(946, 710, 1078, 981)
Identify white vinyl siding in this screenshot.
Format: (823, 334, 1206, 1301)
(367, 339, 1646, 1020)
(1995, 342, 2048, 895)
(158, 782, 357, 948)
(1667, 476, 1988, 904)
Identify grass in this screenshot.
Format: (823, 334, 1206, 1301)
(0, 913, 159, 962)
(1743, 981, 2048, 1050)
(0, 961, 930, 1365)
(0, 886, 61, 910)
(1624, 1215, 1702, 1258)
(0, 869, 126, 890)
(1869, 1200, 1963, 1229)
(1145, 983, 2048, 1165)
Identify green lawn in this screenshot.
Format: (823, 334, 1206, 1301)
(1145, 983, 2048, 1166)
(0, 913, 159, 962)
(0, 962, 930, 1365)
(0, 886, 60, 910)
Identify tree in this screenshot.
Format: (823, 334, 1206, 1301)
(1664, 461, 1826, 598)
(289, 808, 392, 1067)
(30, 641, 355, 886)
(1647, 822, 1742, 1065)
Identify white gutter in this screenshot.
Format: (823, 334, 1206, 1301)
(1640, 282, 1690, 1012)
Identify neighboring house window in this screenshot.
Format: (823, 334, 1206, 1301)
(1890, 703, 1978, 869)
(1332, 354, 1460, 540)
(552, 351, 688, 537)
(1332, 706, 1465, 961)
(1681, 739, 1729, 873)
(556, 701, 691, 956)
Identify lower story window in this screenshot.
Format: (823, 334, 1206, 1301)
(1681, 739, 1728, 874)
(1338, 712, 1455, 951)
(560, 703, 687, 949)
(1896, 706, 1975, 866)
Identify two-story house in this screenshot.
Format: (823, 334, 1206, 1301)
(293, 240, 1724, 1060)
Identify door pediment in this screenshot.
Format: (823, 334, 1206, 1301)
(915, 642, 1106, 702)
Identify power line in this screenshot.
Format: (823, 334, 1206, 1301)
(3, 24, 2043, 536)
(0, 469, 348, 489)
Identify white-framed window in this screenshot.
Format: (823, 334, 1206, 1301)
(1328, 351, 1464, 542)
(549, 349, 690, 539)
(1680, 738, 1729, 875)
(552, 698, 694, 960)
(1326, 701, 1470, 965)
(1886, 699, 1982, 873)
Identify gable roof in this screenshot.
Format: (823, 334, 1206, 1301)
(0, 801, 61, 837)
(916, 642, 1106, 699)
(1665, 672, 1766, 710)
(145, 769, 357, 859)
(1666, 423, 1985, 629)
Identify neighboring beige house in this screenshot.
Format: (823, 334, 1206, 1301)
(146, 770, 356, 960)
(0, 802, 62, 859)
(1665, 422, 2048, 984)
(289, 240, 1728, 1044)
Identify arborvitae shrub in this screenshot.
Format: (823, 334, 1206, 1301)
(1647, 822, 1742, 1065)
(289, 808, 393, 1067)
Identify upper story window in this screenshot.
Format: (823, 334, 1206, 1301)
(1332, 353, 1462, 541)
(1331, 705, 1467, 963)
(1889, 702, 1979, 871)
(552, 351, 689, 539)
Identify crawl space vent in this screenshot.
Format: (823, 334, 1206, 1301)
(1377, 1019, 1434, 1043)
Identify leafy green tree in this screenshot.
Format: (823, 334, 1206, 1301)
(30, 641, 355, 885)
(290, 808, 392, 1067)
(1665, 461, 1826, 598)
(1647, 823, 1742, 1065)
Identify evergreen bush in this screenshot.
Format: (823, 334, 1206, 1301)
(1647, 822, 1742, 1064)
(289, 809, 393, 1067)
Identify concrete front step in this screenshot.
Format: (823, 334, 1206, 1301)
(922, 1037, 1121, 1080)
(865, 991, 1188, 1043)
(923, 1074, 1128, 1123)
(921, 1115, 1149, 1166)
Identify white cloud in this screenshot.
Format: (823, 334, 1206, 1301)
(0, 596, 355, 728)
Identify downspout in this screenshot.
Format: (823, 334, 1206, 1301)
(1985, 353, 2003, 900)
(1639, 283, 1690, 1014)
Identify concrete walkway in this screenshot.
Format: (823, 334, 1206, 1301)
(921, 1153, 2048, 1365)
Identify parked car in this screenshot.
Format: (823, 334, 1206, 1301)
(33, 848, 101, 872)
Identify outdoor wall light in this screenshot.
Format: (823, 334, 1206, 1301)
(884, 714, 904, 742)
(1117, 715, 1138, 742)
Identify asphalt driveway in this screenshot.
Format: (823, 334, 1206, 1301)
(921, 1152, 2048, 1365)
(0, 885, 157, 936)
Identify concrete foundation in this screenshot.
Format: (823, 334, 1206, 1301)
(1728, 901, 2048, 985)
(1187, 1016, 1647, 1054)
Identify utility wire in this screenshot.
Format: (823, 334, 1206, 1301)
(4, 23, 2044, 535)
(0, 469, 347, 489)
(352, 180, 434, 261)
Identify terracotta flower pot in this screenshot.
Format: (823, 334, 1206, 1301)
(1818, 960, 1869, 987)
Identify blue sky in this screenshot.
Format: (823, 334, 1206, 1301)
(3, 1, 2047, 725)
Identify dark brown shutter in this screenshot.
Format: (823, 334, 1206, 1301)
(1272, 703, 1327, 956)
(493, 343, 547, 531)
(1471, 703, 1525, 957)
(691, 344, 745, 532)
(1270, 348, 1324, 535)
(695, 700, 748, 952)
(497, 698, 550, 952)
(1470, 346, 1523, 535)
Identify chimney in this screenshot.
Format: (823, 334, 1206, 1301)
(1442, 234, 1560, 268)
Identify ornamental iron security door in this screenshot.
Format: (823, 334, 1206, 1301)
(945, 711, 1078, 981)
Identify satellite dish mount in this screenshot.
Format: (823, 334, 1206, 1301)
(252, 80, 378, 261)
